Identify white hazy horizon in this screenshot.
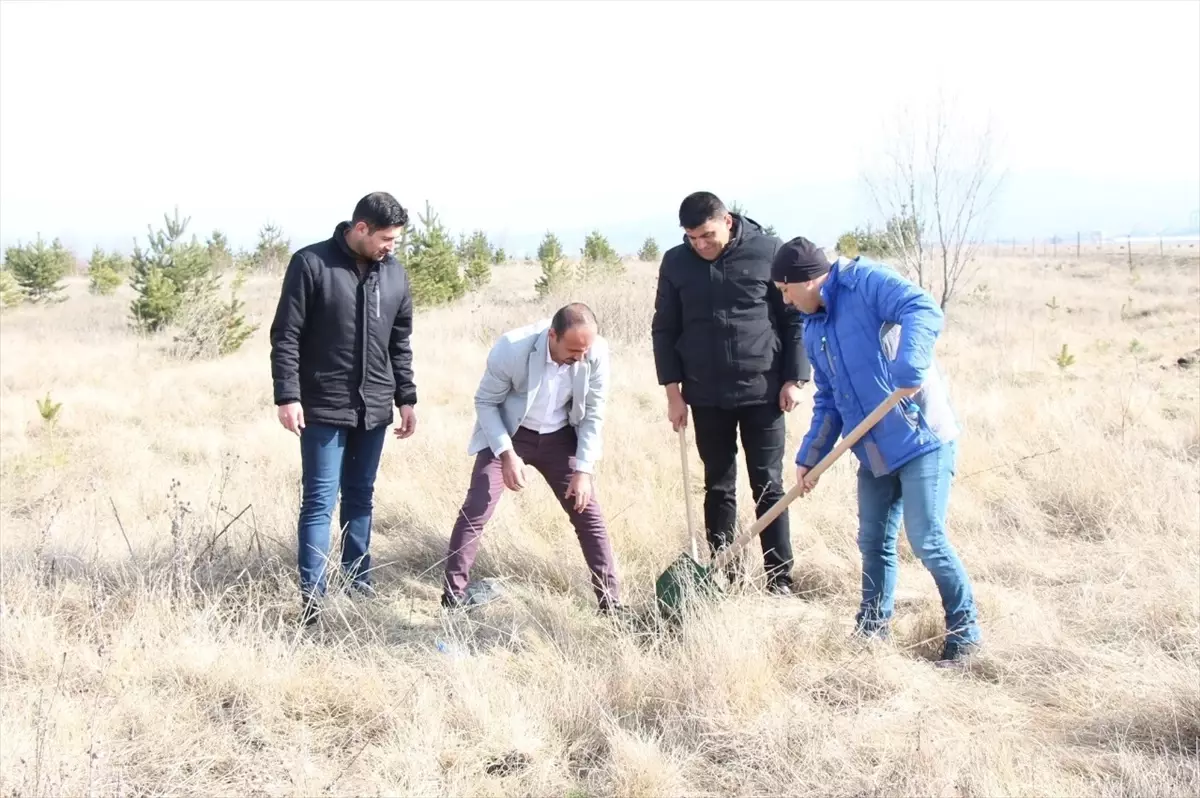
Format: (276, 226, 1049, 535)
(1, 0, 1198, 259)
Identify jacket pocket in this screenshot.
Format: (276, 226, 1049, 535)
(733, 325, 778, 374)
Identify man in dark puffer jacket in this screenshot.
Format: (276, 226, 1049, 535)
(651, 191, 811, 594)
(269, 191, 417, 624)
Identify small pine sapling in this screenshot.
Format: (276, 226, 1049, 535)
(534, 232, 570, 297)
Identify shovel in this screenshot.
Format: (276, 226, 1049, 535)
(678, 425, 700, 561)
(653, 388, 911, 619)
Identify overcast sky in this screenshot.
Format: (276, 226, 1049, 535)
(1, 0, 1197, 257)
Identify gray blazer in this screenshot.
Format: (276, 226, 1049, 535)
(467, 318, 611, 474)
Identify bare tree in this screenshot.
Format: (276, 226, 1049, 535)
(863, 93, 1005, 310)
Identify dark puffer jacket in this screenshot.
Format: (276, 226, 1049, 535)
(651, 214, 810, 409)
(269, 221, 416, 430)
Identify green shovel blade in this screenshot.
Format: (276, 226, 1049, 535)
(654, 552, 723, 618)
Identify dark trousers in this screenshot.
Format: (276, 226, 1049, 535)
(690, 402, 793, 588)
(442, 426, 621, 608)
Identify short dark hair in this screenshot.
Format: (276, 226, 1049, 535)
(551, 302, 598, 336)
(678, 191, 727, 229)
(352, 192, 408, 230)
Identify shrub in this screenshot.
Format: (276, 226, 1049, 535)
(249, 223, 290, 273)
(128, 207, 215, 332)
(87, 247, 127, 295)
(404, 201, 465, 307)
(460, 230, 493, 291)
(638, 237, 660, 261)
(534, 232, 570, 297)
(206, 230, 234, 275)
(728, 200, 776, 236)
(492, 247, 506, 265)
(167, 261, 258, 360)
(3, 235, 73, 303)
(836, 232, 861, 257)
(0, 269, 22, 309)
(579, 229, 623, 281)
(836, 224, 893, 257)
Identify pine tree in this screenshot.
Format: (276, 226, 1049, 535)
(638, 236, 660, 261)
(206, 230, 233, 275)
(461, 230, 493, 291)
(405, 201, 465, 307)
(251, 223, 290, 273)
(534, 231, 570, 297)
(0, 269, 21, 309)
(217, 263, 257, 354)
(129, 207, 215, 332)
(87, 246, 128, 295)
(166, 255, 258, 361)
(3, 235, 72, 303)
(580, 229, 623, 280)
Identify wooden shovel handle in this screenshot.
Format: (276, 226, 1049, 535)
(679, 425, 699, 560)
(710, 388, 911, 572)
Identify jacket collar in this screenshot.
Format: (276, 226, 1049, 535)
(332, 220, 392, 271)
(333, 221, 360, 262)
(799, 256, 857, 320)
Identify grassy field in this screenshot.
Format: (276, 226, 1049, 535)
(1, 251, 1197, 796)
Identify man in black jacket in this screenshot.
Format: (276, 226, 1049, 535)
(269, 191, 417, 623)
(651, 191, 811, 594)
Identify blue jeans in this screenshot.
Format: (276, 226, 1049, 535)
(855, 440, 981, 645)
(297, 420, 388, 599)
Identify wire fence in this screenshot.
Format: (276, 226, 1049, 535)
(984, 233, 1199, 262)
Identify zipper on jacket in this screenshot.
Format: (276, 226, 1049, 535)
(358, 270, 369, 409)
(821, 336, 837, 377)
(374, 283, 380, 318)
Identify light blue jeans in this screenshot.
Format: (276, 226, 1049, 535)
(855, 440, 981, 645)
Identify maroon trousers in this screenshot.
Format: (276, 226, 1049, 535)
(442, 425, 620, 608)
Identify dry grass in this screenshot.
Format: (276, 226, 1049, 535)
(1, 252, 1198, 797)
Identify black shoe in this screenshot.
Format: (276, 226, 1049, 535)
(300, 597, 321, 626)
(936, 638, 980, 666)
(440, 592, 466, 611)
(598, 602, 638, 628)
(766, 580, 793, 597)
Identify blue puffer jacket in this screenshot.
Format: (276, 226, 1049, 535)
(795, 255, 960, 477)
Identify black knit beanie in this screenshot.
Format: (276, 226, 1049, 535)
(770, 236, 831, 283)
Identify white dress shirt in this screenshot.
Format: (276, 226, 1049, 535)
(521, 346, 572, 434)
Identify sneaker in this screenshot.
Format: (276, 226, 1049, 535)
(464, 578, 504, 606)
(851, 620, 891, 642)
(348, 580, 377, 600)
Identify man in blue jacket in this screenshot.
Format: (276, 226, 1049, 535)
(770, 236, 981, 665)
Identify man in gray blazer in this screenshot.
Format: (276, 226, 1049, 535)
(441, 303, 623, 612)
